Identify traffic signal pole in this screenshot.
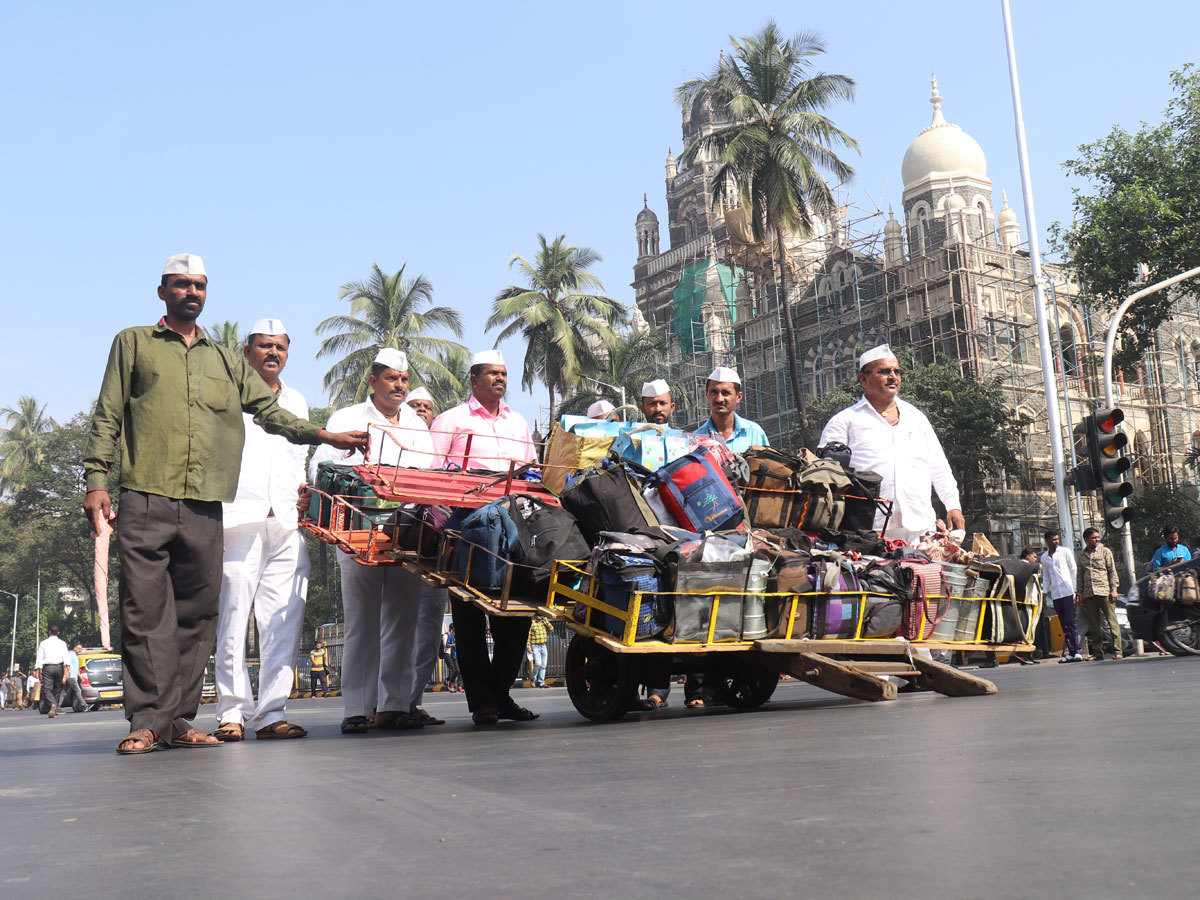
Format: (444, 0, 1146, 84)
(1102, 264, 1200, 587)
(1001, 0, 1075, 549)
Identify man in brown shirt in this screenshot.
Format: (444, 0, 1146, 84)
(1076, 526, 1122, 660)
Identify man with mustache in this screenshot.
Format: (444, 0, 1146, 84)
(639, 379, 675, 425)
(694, 366, 769, 453)
(430, 350, 537, 726)
(819, 344, 963, 544)
(83, 254, 369, 754)
(213, 320, 312, 742)
(309, 348, 442, 733)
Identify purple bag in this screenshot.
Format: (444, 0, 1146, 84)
(395, 504, 451, 557)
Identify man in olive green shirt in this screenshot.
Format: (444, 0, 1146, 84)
(83, 253, 368, 755)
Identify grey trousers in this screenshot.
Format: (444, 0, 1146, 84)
(117, 489, 224, 741)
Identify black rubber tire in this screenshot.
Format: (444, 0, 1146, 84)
(1157, 605, 1200, 656)
(565, 635, 633, 722)
(713, 665, 781, 709)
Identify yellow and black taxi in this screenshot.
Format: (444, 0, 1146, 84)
(77, 648, 122, 710)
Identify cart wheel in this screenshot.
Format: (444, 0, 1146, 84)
(565, 635, 633, 722)
(1157, 605, 1200, 656)
(714, 665, 780, 710)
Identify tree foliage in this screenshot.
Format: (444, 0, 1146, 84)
(487, 234, 626, 419)
(799, 353, 1031, 519)
(1123, 485, 1200, 566)
(1052, 65, 1200, 367)
(316, 263, 466, 406)
(0, 395, 56, 496)
(211, 320, 243, 352)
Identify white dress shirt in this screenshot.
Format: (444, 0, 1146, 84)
(819, 395, 961, 539)
(224, 380, 310, 530)
(309, 396, 435, 483)
(35, 635, 71, 669)
(1039, 546, 1078, 600)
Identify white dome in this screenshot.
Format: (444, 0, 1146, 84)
(945, 191, 966, 210)
(901, 77, 987, 187)
(997, 191, 1018, 225)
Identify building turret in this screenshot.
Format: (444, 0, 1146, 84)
(997, 190, 1020, 250)
(666, 148, 677, 184)
(883, 206, 904, 268)
(636, 194, 660, 259)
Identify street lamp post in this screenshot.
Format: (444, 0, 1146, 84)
(1, 590, 17, 676)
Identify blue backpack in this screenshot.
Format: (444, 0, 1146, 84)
(455, 501, 519, 591)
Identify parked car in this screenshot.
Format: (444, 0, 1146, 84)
(77, 649, 122, 710)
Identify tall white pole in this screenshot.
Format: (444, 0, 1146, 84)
(4, 591, 17, 675)
(35, 571, 41, 647)
(1000, 0, 1074, 548)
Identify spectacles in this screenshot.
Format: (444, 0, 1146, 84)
(871, 367, 904, 377)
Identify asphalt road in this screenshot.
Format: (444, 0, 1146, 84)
(2, 654, 1199, 899)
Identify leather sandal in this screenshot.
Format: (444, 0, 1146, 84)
(639, 695, 668, 711)
(255, 721, 308, 739)
(117, 728, 168, 755)
(340, 716, 369, 734)
(171, 728, 221, 748)
(375, 710, 424, 730)
(498, 703, 538, 722)
(410, 708, 445, 726)
(472, 708, 500, 726)
(214, 722, 245, 742)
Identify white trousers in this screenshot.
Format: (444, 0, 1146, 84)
(394, 584, 446, 712)
(339, 559, 423, 718)
(216, 519, 309, 730)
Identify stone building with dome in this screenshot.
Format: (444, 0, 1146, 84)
(633, 75, 1200, 551)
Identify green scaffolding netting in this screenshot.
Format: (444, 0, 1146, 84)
(671, 259, 744, 358)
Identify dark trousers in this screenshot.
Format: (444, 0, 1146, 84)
(442, 656, 459, 687)
(62, 677, 86, 712)
(1052, 594, 1080, 658)
(310, 671, 327, 695)
(117, 489, 224, 741)
(39, 664, 64, 712)
(450, 597, 530, 713)
(648, 672, 710, 703)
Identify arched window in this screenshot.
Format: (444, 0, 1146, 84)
(977, 202, 990, 245)
(813, 357, 826, 396)
(917, 208, 929, 254)
(1059, 324, 1079, 376)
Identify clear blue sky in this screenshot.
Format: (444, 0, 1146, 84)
(1, 1, 1196, 430)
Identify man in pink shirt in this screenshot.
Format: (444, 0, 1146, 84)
(430, 350, 535, 472)
(435, 349, 539, 725)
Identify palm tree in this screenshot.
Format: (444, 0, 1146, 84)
(487, 234, 627, 419)
(419, 345, 471, 414)
(676, 21, 858, 433)
(0, 395, 56, 494)
(211, 320, 242, 351)
(557, 329, 697, 425)
(315, 263, 467, 406)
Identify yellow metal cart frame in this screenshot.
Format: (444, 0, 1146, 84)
(545, 560, 1039, 721)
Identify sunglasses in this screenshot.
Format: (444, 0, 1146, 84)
(871, 367, 904, 377)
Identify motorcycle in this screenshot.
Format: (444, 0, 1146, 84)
(1126, 559, 1200, 656)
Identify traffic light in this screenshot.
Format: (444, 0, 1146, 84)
(1083, 407, 1134, 530)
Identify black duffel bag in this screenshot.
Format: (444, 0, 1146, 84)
(494, 495, 591, 595)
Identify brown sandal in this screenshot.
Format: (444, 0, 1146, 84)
(214, 722, 244, 742)
(409, 708, 445, 726)
(117, 728, 168, 755)
(171, 728, 221, 748)
(255, 721, 308, 740)
(639, 695, 668, 711)
(375, 710, 424, 730)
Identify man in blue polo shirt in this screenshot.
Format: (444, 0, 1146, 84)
(693, 366, 769, 452)
(1151, 525, 1192, 570)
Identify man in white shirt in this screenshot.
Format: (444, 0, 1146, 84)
(308, 348, 443, 733)
(214, 320, 312, 742)
(34, 626, 71, 717)
(819, 345, 963, 544)
(1039, 529, 1083, 663)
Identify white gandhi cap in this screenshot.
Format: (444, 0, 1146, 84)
(163, 253, 206, 276)
(249, 318, 287, 337)
(406, 387, 433, 403)
(374, 347, 409, 372)
(707, 366, 741, 386)
(470, 349, 505, 367)
(641, 379, 670, 398)
(587, 400, 615, 419)
(858, 344, 896, 370)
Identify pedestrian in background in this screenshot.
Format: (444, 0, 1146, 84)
(26, 671, 40, 710)
(441, 624, 459, 692)
(309, 641, 329, 697)
(10, 665, 24, 708)
(34, 626, 71, 717)
(61, 643, 88, 713)
(1040, 529, 1083, 663)
(527, 616, 551, 688)
(1151, 526, 1191, 570)
(1077, 526, 1122, 660)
